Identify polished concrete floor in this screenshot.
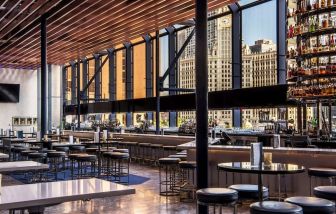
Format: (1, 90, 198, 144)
(2, 163, 250, 214)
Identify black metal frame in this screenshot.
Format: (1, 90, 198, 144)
(40, 14, 47, 137)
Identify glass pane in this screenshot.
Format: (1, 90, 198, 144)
(133, 43, 146, 99)
(101, 56, 109, 100)
(116, 50, 126, 100)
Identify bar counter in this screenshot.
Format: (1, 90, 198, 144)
(178, 141, 336, 197)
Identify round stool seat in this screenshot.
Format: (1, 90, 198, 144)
(285, 196, 335, 214)
(85, 148, 98, 153)
(168, 154, 187, 161)
(47, 151, 66, 158)
(308, 168, 336, 177)
(196, 188, 238, 204)
(179, 161, 196, 169)
(28, 152, 46, 159)
(113, 149, 129, 153)
(98, 148, 116, 153)
(69, 145, 86, 152)
(20, 150, 37, 155)
(151, 144, 163, 148)
(139, 143, 151, 147)
(163, 145, 177, 150)
(314, 186, 336, 201)
(105, 152, 129, 159)
(54, 147, 69, 152)
(13, 147, 28, 152)
(159, 157, 181, 165)
(176, 151, 187, 155)
(29, 147, 41, 151)
(229, 184, 269, 200)
(75, 154, 97, 162)
(124, 141, 138, 146)
(250, 201, 303, 214)
(41, 149, 56, 153)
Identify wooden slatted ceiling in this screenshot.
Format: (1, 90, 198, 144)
(0, 0, 234, 69)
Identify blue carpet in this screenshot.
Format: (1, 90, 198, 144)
(10, 168, 150, 185)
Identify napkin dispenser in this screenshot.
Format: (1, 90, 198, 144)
(69, 135, 74, 144)
(250, 142, 262, 167)
(94, 132, 99, 143)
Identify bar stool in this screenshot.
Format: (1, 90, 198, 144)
(20, 150, 37, 161)
(126, 141, 139, 161)
(138, 143, 151, 163)
(314, 186, 336, 201)
(308, 168, 336, 195)
(150, 144, 163, 165)
(75, 154, 97, 178)
(179, 161, 196, 202)
(47, 151, 66, 181)
(196, 188, 238, 214)
(250, 201, 303, 214)
(229, 184, 269, 202)
(113, 148, 129, 153)
(12, 146, 28, 161)
(85, 147, 98, 155)
(28, 152, 47, 163)
(168, 154, 187, 161)
(54, 146, 70, 154)
(69, 145, 86, 154)
(159, 157, 181, 196)
(163, 145, 177, 157)
(285, 196, 335, 214)
(104, 152, 130, 184)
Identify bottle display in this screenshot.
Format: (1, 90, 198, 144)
(287, 0, 336, 99)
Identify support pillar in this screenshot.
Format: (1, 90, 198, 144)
(229, 3, 242, 128)
(47, 64, 52, 131)
(195, 0, 208, 213)
(70, 62, 76, 105)
(93, 54, 101, 102)
(144, 35, 154, 121)
(40, 14, 47, 136)
(155, 31, 160, 134)
(277, 0, 287, 84)
(167, 27, 177, 127)
(76, 61, 81, 130)
(302, 103, 307, 133)
(125, 43, 133, 127)
(297, 105, 302, 134)
(82, 58, 88, 103)
(107, 48, 116, 120)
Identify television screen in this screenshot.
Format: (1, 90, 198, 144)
(0, 84, 20, 103)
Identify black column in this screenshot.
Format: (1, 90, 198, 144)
(229, 3, 242, 128)
(302, 103, 307, 132)
(62, 66, 67, 124)
(125, 43, 133, 127)
(82, 58, 88, 103)
(144, 35, 153, 121)
(195, 0, 208, 213)
(277, 0, 287, 84)
(70, 62, 76, 105)
(47, 64, 52, 131)
(107, 48, 116, 120)
(40, 14, 47, 136)
(94, 54, 101, 102)
(77, 60, 81, 130)
(297, 105, 302, 133)
(155, 31, 160, 134)
(167, 27, 177, 127)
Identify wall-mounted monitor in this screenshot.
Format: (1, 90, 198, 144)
(0, 84, 20, 103)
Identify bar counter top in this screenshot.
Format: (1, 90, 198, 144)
(178, 141, 336, 154)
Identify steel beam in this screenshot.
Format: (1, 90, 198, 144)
(155, 31, 160, 134)
(144, 34, 154, 121)
(167, 27, 177, 127)
(277, 0, 287, 84)
(48, 64, 52, 131)
(160, 88, 195, 92)
(229, 3, 242, 128)
(124, 42, 133, 127)
(77, 60, 81, 130)
(160, 28, 195, 83)
(70, 61, 77, 105)
(94, 54, 101, 102)
(40, 14, 47, 136)
(195, 0, 208, 213)
(82, 58, 88, 103)
(107, 48, 116, 101)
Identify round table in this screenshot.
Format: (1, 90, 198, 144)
(217, 162, 305, 201)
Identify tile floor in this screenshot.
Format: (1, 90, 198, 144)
(2, 163, 250, 214)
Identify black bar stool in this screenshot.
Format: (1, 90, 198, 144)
(138, 143, 151, 163)
(163, 145, 177, 157)
(54, 146, 70, 155)
(28, 152, 47, 163)
(150, 144, 163, 165)
(75, 154, 97, 178)
(20, 150, 37, 161)
(285, 196, 335, 214)
(196, 188, 238, 214)
(179, 161, 196, 202)
(12, 146, 28, 161)
(308, 168, 336, 195)
(229, 184, 269, 202)
(250, 201, 303, 214)
(69, 145, 86, 154)
(159, 157, 181, 196)
(47, 151, 66, 181)
(314, 186, 336, 201)
(104, 152, 130, 184)
(168, 154, 187, 161)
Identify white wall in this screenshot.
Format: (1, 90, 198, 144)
(0, 67, 37, 132)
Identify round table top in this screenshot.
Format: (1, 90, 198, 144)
(217, 162, 305, 175)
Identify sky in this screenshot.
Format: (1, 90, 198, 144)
(242, 0, 277, 45)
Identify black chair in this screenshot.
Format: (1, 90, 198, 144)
(196, 188, 238, 214)
(75, 154, 97, 178)
(104, 152, 130, 184)
(159, 157, 181, 196)
(285, 196, 335, 214)
(47, 151, 66, 181)
(250, 201, 303, 214)
(179, 161, 196, 202)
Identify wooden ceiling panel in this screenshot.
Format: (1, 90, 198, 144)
(0, 0, 234, 68)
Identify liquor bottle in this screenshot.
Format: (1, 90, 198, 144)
(316, 15, 320, 30)
(331, 35, 336, 50)
(310, 17, 315, 32)
(329, 13, 333, 27)
(322, 14, 328, 28)
(315, 0, 320, 9)
(307, 0, 312, 10)
(321, 0, 326, 7)
(328, 0, 332, 7)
